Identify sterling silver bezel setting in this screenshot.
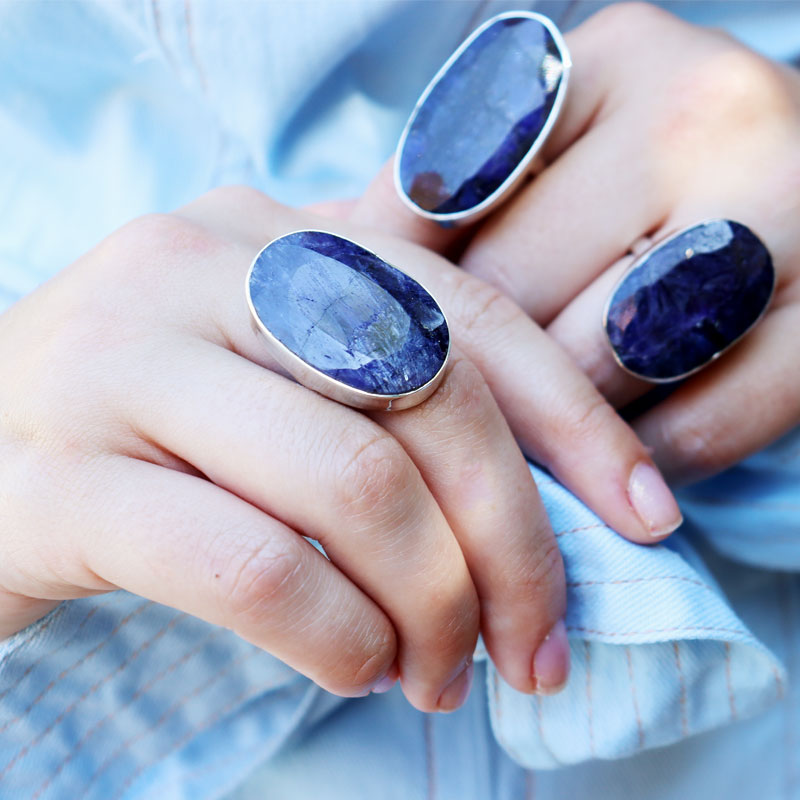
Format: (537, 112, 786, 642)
(246, 230, 451, 411)
(602, 218, 776, 384)
(394, 10, 572, 227)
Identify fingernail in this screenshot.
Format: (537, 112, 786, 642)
(628, 461, 683, 538)
(370, 662, 399, 694)
(371, 674, 396, 694)
(437, 660, 474, 712)
(532, 619, 570, 695)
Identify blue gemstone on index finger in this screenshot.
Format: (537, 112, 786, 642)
(248, 231, 449, 397)
(605, 220, 775, 381)
(398, 14, 566, 217)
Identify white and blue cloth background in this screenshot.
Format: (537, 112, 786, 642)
(1, 1, 799, 798)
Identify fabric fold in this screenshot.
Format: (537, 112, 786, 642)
(485, 467, 786, 769)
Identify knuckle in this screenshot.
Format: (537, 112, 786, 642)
(663, 418, 726, 476)
(431, 355, 492, 426)
(199, 183, 277, 215)
(512, 539, 565, 603)
(108, 212, 186, 251)
(690, 48, 782, 109)
(335, 432, 414, 521)
(549, 394, 617, 454)
(103, 212, 222, 275)
(220, 537, 304, 629)
(654, 48, 791, 153)
(331, 628, 396, 693)
(585, 2, 670, 40)
(448, 272, 526, 342)
(420, 576, 480, 663)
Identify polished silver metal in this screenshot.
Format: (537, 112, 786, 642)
(245, 230, 451, 411)
(602, 219, 776, 384)
(394, 10, 572, 227)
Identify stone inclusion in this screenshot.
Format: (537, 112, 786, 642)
(605, 220, 774, 381)
(399, 15, 564, 215)
(249, 231, 449, 395)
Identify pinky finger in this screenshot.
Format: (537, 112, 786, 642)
(633, 302, 800, 485)
(75, 456, 398, 697)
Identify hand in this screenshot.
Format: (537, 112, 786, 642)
(352, 2, 800, 486)
(0, 186, 679, 711)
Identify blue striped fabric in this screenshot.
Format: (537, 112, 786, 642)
(1, 1, 799, 797)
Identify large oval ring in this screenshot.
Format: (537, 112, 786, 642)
(246, 230, 451, 411)
(603, 219, 776, 383)
(394, 11, 571, 227)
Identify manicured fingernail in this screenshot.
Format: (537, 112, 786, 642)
(628, 461, 683, 538)
(437, 660, 474, 712)
(532, 619, 570, 695)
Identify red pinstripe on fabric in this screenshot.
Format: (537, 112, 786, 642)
(624, 646, 645, 749)
(110, 662, 273, 800)
(0, 593, 120, 707)
(568, 624, 747, 637)
(0, 600, 152, 739)
(723, 642, 738, 722)
(554, 524, 605, 539)
(0, 606, 175, 781)
(424, 713, 436, 800)
(673, 642, 689, 738)
(85, 648, 263, 795)
(30, 627, 226, 800)
(584, 641, 595, 757)
(566, 575, 714, 592)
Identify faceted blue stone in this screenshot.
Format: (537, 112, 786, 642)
(605, 220, 774, 381)
(248, 231, 449, 396)
(398, 14, 565, 216)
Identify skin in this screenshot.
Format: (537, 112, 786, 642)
(0, 183, 679, 714)
(350, 3, 800, 487)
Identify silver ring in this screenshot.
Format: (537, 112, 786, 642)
(603, 219, 775, 383)
(246, 230, 451, 411)
(394, 11, 571, 227)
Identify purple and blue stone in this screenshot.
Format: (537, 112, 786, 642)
(604, 220, 775, 382)
(247, 231, 450, 410)
(395, 11, 570, 225)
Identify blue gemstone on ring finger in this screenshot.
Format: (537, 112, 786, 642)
(604, 219, 775, 382)
(247, 231, 450, 409)
(395, 12, 570, 224)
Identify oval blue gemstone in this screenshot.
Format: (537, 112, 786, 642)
(605, 220, 775, 381)
(397, 13, 568, 219)
(248, 231, 449, 397)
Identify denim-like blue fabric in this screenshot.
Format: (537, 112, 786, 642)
(1, 2, 799, 798)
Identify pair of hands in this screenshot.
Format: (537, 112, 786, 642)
(1, 4, 799, 713)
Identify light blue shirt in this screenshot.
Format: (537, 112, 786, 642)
(1, 2, 799, 798)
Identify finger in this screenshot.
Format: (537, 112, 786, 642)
(366, 236, 682, 543)
(632, 301, 800, 485)
(125, 339, 479, 713)
(546, 250, 654, 408)
(546, 185, 800, 412)
(304, 198, 358, 219)
(349, 158, 466, 255)
(74, 455, 398, 697)
(170, 186, 682, 542)
(372, 351, 568, 696)
(458, 5, 712, 324)
(346, 5, 656, 259)
(158, 195, 568, 693)
(460, 115, 669, 325)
